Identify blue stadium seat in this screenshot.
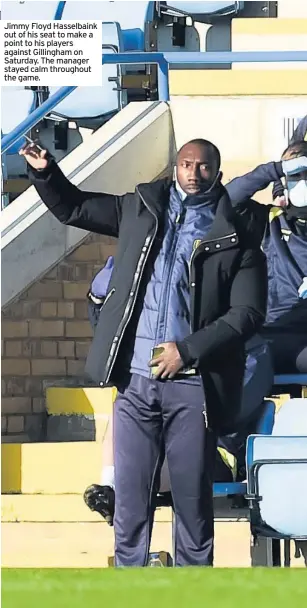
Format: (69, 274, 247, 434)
(47, 23, 123, 122)
(121, 28, 144, 51)
(60, 0, 147, 54)
(272, 398, 307, 436)
(246, 434, 307, 566)
(160, 1, 244, 17)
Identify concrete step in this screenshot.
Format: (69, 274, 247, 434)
(45, 386, 116, 442)
(1, 494, 248, 523)
(2, 442, 103, 494)
(3, 520, 306, 568)
(2, 442, 245, 496)
(1, 520, 254, 568)
(1, 397, 292, 493)
(1, 494, 172, 523)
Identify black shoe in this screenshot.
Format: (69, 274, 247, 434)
(83, 484, 115, 526)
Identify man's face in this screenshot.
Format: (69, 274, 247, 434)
(176, 143, 219, 195)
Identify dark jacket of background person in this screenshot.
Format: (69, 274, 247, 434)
(28, 160, 267, 434)
(226, 160, 306, 321)
(227, 160, 307, 373)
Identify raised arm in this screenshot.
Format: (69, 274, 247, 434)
(226, 161, 284, 208)
(22, 145, 123, 237)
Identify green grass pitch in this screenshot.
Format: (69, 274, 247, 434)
(2, 568, 307, 608)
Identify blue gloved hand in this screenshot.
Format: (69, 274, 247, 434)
(91, 256, 114, 298)
(298, 277, 307, 299)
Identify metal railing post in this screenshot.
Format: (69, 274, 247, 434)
(54, 1, 66, 20)
(157, 57, 169, 101)
(1, 150, 10, 208)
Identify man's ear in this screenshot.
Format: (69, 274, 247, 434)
(218, 170, 223, 182)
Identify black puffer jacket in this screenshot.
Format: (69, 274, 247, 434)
(29, 161, 267, 433)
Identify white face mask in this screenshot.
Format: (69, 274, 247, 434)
(287, 179, 307, 208)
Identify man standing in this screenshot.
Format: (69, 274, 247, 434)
(22, 139, 266, 567)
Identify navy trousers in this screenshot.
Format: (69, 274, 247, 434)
(113, 374, 216, 567)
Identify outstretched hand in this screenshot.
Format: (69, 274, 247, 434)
(148, 342, 184, 380)
(19, 143, 48, 171)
